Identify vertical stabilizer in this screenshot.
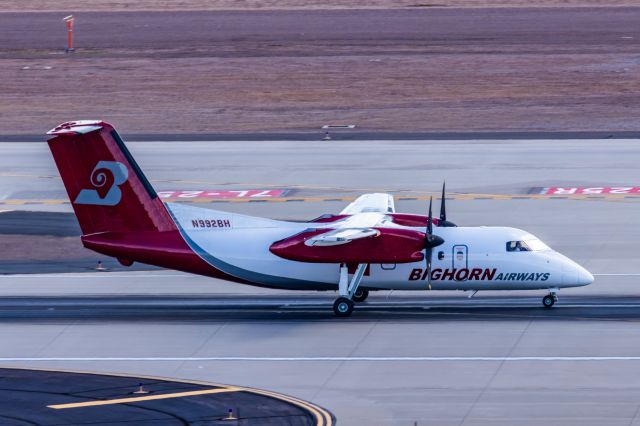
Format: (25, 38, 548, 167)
(47, 120, 175, 235)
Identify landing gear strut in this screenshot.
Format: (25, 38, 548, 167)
(542, 290, 558, 308)
(332, 263, 367, 317)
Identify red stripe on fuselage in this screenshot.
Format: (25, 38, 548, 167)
(81, 230, 252, 285)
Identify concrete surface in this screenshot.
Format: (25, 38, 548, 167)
(2, 138, 640, 425)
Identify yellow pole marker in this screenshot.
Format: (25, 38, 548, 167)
(48, 387, 239, 410)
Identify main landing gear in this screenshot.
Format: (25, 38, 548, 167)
(333, 297, 354, 317)
(352, 288, 369, 303)
(332, 263, 367, 317)
(542, 289, 558, 308)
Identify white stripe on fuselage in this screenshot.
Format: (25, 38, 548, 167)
(166, 203, 580, 291)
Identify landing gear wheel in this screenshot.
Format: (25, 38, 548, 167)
(542, 294, 555, 308)
(352, 289, 369, 303)
(333, 297, 354, 317)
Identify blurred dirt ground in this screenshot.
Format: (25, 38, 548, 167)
(3, 0, 637, 11)
(1, 7, 639, 135)
(4, 53, 639, 134)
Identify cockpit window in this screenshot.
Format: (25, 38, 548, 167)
(506, 239, 550, 252)
(507, 241, 530, 252)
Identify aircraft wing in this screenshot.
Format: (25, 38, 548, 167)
(340, 193, 395, 215)
(268, 193, 424, 264)
(304, 227, 380, 247)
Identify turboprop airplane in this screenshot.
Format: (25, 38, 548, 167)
(46, 120, 594, 317)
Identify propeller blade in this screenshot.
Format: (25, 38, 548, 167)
(425, 196, 433, 287)
(424, 195, 443, 289)
(426, 246, 432, 290)
(427, 196, 433, 234)
(438, 181, 457, 227)
(440, 182, 446, 223)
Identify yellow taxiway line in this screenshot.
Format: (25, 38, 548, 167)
(48, 386, 240, 409)
(22, 366, 333, 426)
(1, 193, 639, 206)
(48, 385, 331, 425)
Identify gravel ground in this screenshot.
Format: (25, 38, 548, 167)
(2, 0, 637, 12)
(1, 8, 639, 134)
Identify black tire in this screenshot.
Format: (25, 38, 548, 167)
(333, 297, 354, 317)
(542, 294, 555, 308)
(352, 289, 369, 303)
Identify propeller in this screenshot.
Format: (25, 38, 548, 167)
(439, 182, 457, 228)
(424, 196, 444, 289)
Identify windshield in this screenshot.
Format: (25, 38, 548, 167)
(524, 238, 550, 251)
(506, 238, 550, 252)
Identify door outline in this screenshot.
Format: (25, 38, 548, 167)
(452, 245, 468, 279)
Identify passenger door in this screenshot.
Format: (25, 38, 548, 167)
(452, 245, 468, 272)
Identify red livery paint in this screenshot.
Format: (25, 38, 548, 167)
(269, 228, 426, 264)
(157, 190, 288, 199)
(81, 231, 250, 284)
(542, 187, 640, 195)
(47, 122, 175, 235)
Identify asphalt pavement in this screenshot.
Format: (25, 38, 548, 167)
(0, 367, 332, 426)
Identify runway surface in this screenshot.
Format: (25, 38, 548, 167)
(4, 138, 640, 207)
(3, 290, 640, 321)
(2, 137, 640, 425)
(1, 271, 640, 425)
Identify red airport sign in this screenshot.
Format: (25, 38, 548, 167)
(156, 189, 289, 199)
(541, 187, 640, 195)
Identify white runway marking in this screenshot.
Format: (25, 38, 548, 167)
(0, 274, 191, 278)
(0, 273, 637, 279)
(593, 273, 640, 276)
(3, 356, 640, 362)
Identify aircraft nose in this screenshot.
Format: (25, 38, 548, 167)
(578, 266, 595, 286)
(563, 260, 594, 286)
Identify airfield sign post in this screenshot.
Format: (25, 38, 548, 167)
(321, 124, 356, 140)
(63, 15, 75, 53)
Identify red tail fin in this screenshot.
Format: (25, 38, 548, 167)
(47, 120, 176, 235)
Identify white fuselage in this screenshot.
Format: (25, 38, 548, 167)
(166, 203, 594, 291)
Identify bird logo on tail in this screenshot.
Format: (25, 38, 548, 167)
(74, 161, 128, 206)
